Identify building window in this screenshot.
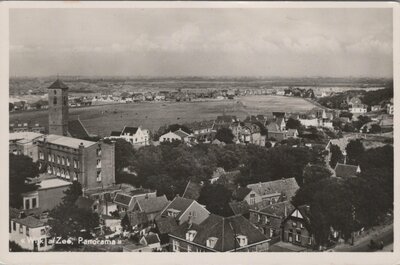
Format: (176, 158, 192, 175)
(56, 167, 60, 177)
(236, 235, 248, 247)
(66, 158, 70, 166)
(40, 228, 46, 235)
(269, 229, 274, 238)
(61, 157, 65, 165)
(73, 160, 79, 169)
(26, 227, 30, 236)
(47, 165, 52, 174)
(61, 169, 65, 178)
(308, 237, 312, 245)
(57, 156, 60, 164)
(39, 151, 44, 160)
(249, 194, 255, 205)
(292, 222, 297, 227)
(172, 240, 180, 252)
(300, 223, 304, 229)
(48, 154, 51, 162)
(97, 159, 101, 168)
(65, 170, 70, 180)
(39, 238, 45, 248)
(53, 97, 57, 105)
(13, 221, 16, 231)
(96, 148, 102, 156)
(19, 224, 23, 234)
(32, 198, 37, 208)
(74, 172, 78, 181)
(187, 244, 192, 252)
(52, 154, 55, 162)
(96, 171, 102, 182)
(295, 231, 301, 243)
(25, 199, 30, 209)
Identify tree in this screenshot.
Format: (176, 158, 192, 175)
(329, 144, 344, 168)
(303, 165, 332, 185)
(9, 154, 40, 208)
(339, 112, 353, 120)
(198, 184, 233, 217)
(369, 124, 381, 134)
(346, 139, 365, 165)
(354, 115, 371, 130)
(103, 139, 135, 184)
(343, 123, 355, 132)
(62, 181, 83, 206)
(286, 118, 301, 130)
(215, 128, 235, 144)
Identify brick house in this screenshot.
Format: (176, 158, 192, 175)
(281, 205, 315, 248)
(160, 197, 210, 225)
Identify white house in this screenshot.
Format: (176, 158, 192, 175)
(349, 104, 367, 114)
(10, 216, 53, 251)
(159, 129, 192, 143)
(107, 126, 150, 148)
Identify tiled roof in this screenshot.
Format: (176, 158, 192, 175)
(155, 216, 178, 234)
(75, 196, 95, 209)
(136, 195, 169, 214)
(14, 216, 46, 228)
(68, 119, 90, 140)
(182, 181, 202, 201)
(144, 234, 160, 245)
(122, 126, 139, 135)
(233, 187, 252, 201)
(9, 132, 44, 143)
(110, 131, 121, 137)
(173, 129, 190, 139)
(113, 193, 133, 207)
(161, 197, 194, 219)
(247, 178, 299, 201)
(259, 201, 295, 218)
(40, 134, 96, 149)
(169, 214, 268, 252)
(48, 79, 68, 90)
(126, 211, 148, 226)
(334, 163, 360, 178)
(38, 178, 71, 190)
(10, 207, 24, 219)
(266, 122, 280, 132)
(229, 201, 250, 215)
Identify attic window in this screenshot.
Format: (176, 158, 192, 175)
(236, 235, 248, 247)
(185, 230, 197, 242)
(167, 209, 180, 218)
(206, 237, 218, 248)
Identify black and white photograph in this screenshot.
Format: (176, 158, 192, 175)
(1, 1, 398, 263)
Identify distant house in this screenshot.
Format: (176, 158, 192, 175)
(334, 163, 361, 178)
(159, 129, 192, 143)
(9, 216, 52, 251)
(325, 138, 349, 162)
(266, 122, 288, 141)
(106, 126, 150, 148)
(100, 214, 122, 234)
(233, 178, 299, 207)
(287, 129, 299, 139)
(160, 197, 210, 225)
(22, 177, 71, 215)
(349, 103, 367, 114)
(281, 205, 315, 248)
(230, 122, 252, 144)
(249, 201, 295, 240)
(9, 132, 45, 161)
(185, 120, 216, 143)
(169, 214, 270, 252)
(386, 103, 394, 115)
(132, 195, 170, 222)
(214, 115, 238, 130)
(113, 189, 157, 212)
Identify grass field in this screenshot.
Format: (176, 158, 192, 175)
(10, 95, 318, 137)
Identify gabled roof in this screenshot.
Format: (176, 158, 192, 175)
(182, 181, 202, 200)
(266, 122, 280, 132)
(258, 201, 295, 218)
(155, 216, 179, 234)
(125, 211, 148, 226)
(169, 214, 268, 252)
(173, 129, 190, 138)
(246, 178, 299, 201)
(334, 163, 360, 178)
(122, 126, 139, 135)
(110, 131, 121, 137)
(143, 234, 160, 245)
(276, 117, 285, 127)
(75, 196, 96, 210)
(233, 187, 252, 201)
(48, 79, 68, 90)
(161, 197, 196, 219)
(13, 216, 46, 228)
(68, 119, 90, 140)
(136, 195, 169, 214)
(229, 201, 250, 216)
(113, 193, 134, 207)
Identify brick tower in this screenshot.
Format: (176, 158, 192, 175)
(48, 79, 69, 136)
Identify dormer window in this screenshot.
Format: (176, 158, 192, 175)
(167, 209, 180, 218)
(206, 237, 218, 248)
(236, 235, 248, 247)
(185, 230, 197, 242)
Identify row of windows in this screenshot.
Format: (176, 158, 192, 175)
(39, 152, 79, 169)
(11, 221, 46, 236)
(25, 197, 38, 210)
(47, 166, 78, 181)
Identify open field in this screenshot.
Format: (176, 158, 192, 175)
(10, 95, 318, 137)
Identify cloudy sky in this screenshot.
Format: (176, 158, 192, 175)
(10, 8, 393, 77)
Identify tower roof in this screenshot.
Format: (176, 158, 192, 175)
(48, 79, 69, 90)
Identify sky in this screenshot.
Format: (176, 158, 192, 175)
(10, 8, 393, 78)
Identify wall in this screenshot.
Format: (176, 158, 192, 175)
(9, 221, 53, 251)
(282, 217, 313, 248)
(48, 88, 68, 136)
(178, 202, 210, 225)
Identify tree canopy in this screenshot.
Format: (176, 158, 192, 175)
(215, 128, 235, 144)
(197, 184, 233, 217)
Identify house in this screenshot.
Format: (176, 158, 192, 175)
(386, 103, 394, 115)
(334, 163, 361, 178)
(249, 201, 294, 240)
(233, 178, 299, 207)
(214, 115, 238, 130)
(22, 177, 71, 215)
(230, 122, 252, 144)
(9, 216, 53, 251)
(113, 189, 157, 212)
(185, 120, 216, 143)
(325, 138, 349, 161)
(106, 126, 150, 148)
(281, 205, 315, 248)
(132, 195, 170, 222)
(159, 129, 192, 143)
(124, 211, 149, 233)
(266, 122, 287, 141)
(160, 197, 210, 225)
(100, 214, 122, 234)
(123, 233, 161, 252)
(169, 214, 270, 252)
(9, 132, 45, 161)
(182, 181, 202, 201)
(155, 216, 179, 244)
(349, 103, 367, 114)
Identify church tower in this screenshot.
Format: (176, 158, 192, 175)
(48, 79, 69, 136)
